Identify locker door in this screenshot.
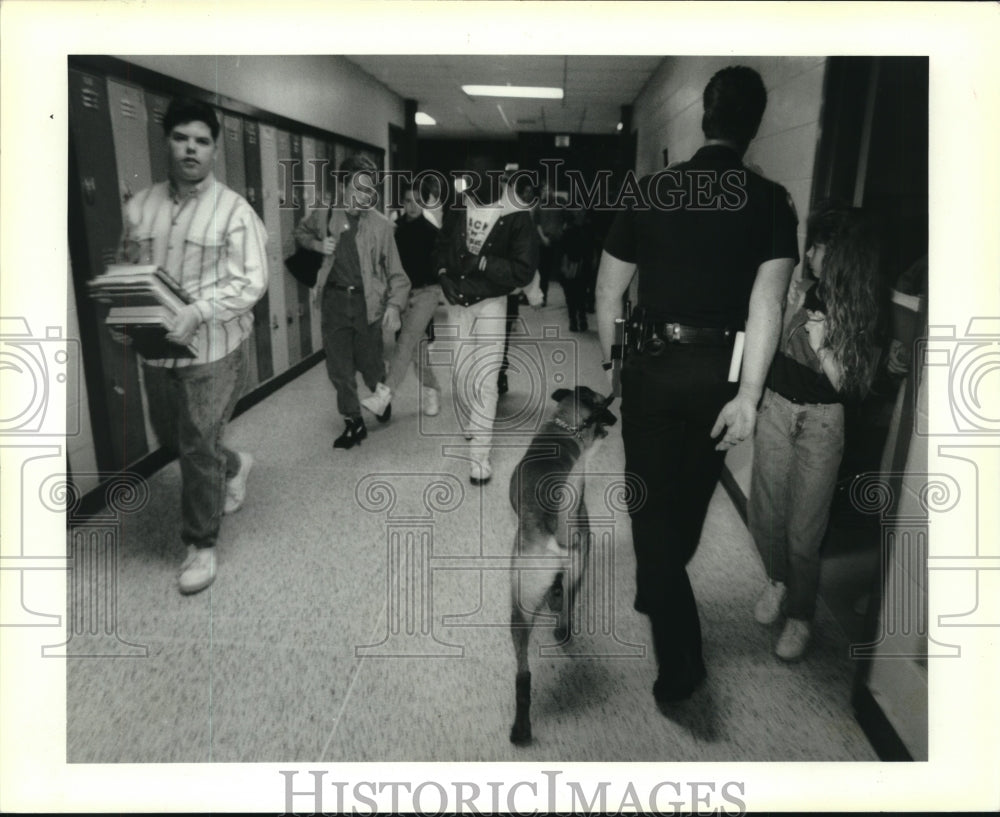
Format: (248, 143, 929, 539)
(68, 68, 149, 469)
(106, 78, 157, 452)
(289, 131, 312, 357)
(242, 118, 274, 382)
(221, 113, 259, 390)
(144, 91, 170, 186)
(276, 129, 302, 365)
(304, 137, 325, 354)
(212, 107, 228, 186)
(259, 123, 289, 375)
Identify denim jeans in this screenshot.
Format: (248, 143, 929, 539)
(143, 343, 248, 549)
(321, 285, 385, 418)
(748, 388, 845, 620)
(620, 345, 737, 665)
(443, 295, 508, 468)
(385, 284, 441, 393)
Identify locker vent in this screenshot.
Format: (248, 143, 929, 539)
(81, 87, 101, 111)
(120, 97, 138, 119)
(151, 108, 165, 125)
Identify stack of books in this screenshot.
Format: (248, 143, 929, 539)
(89, 264, 198, 359)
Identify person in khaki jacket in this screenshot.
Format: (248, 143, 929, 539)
(294, 154, 411, 449)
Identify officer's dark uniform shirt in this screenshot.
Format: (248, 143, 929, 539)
(331, 212, 364, 290)
(604, 144, 800, 329)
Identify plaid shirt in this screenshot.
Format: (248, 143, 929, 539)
(120, 173, 269, 367)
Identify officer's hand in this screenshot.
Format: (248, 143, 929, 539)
(710, 394, 757, 451)
(382, 304, 401, 334)
(439, 274, 462, 305)
(165, 304, 202, 347)
(108, 325, 133, 347)
(321, 236, 337, 255)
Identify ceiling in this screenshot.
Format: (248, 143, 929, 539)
(345, 55, 664, 139)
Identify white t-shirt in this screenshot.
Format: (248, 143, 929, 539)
(465, 200, 502, 255)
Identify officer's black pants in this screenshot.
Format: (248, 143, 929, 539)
(620, 346, 737, 673)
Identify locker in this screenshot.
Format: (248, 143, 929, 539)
(221, 113, 259, 390)
(276, 129, 302, 365)
(290, 131, 313, 357)
(212, 107, 228, 185)
(144, 91, 170, 186)
(259, 123, 289, 376)
(106, 78, 157, 451)
(303, 137, 325, 354)
(242, 118, 274, 382)
(68, 68, 149, 469)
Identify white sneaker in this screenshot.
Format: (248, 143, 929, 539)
(422, 386, 440, 417)
(224, 452, 254, 514)
(754, 580, 786, 624)
(470, 460, 493, 486)
(361, 382, 392, 419)
(178, 545, 216, 595)
(775, 617, 811, 661)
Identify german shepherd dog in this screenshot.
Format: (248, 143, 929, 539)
(508, 386, 617, 745)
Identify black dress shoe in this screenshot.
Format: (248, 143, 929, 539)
(375, 403, 391, 424)
(333, 418, 367, 449)
(578, 315, 588, 332)
(653, 657, 707, 705)
(569, 319, 579, 333)
(497, 372, 509, 395)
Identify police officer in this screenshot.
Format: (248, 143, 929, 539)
(596, 66, 799, 705)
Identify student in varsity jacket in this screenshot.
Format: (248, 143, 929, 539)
(431, 168, 539, 485)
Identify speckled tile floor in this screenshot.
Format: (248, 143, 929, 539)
(66, 290, 878, 763)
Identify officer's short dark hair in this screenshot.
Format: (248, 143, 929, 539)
(163, 97, 220, 141)
(701, 66, 767, 150)
(339, 153, 379, 178)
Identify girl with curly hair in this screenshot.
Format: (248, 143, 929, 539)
(748, 201, 882, 660)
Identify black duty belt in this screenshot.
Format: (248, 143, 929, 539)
(329, 283, 362, 294)
(628, 318, 737, 355)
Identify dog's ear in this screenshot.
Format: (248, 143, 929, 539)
(595, 408, 618, 427)
(551, 389, 572, 403)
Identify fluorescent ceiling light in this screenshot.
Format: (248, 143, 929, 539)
(415, 112, 436, 126)
(462, 84, 563, 100)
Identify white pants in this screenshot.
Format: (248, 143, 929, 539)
(445, 295, 508, 467)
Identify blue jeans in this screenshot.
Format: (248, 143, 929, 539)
(385, 284, 441, 393)
(143, 343, 248, 549)
(320, 285, 385, 419)
(748, 388, 845, 620)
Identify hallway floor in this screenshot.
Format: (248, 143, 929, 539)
(67, 287, 878, 763)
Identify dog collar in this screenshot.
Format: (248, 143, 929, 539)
(551, 416, 586, 442)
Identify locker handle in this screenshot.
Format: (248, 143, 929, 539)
(83, 177, 97, 206)
(286, 312, 294, 326)
(271, 316, 280, 331)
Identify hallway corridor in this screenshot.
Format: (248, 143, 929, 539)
(67, 287, 877, 763)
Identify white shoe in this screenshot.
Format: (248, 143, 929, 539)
(224, 452, 253, 514)
(754, 580, 786, 624)
(470, 460, 493, 486)
(775, 617, 811, 661)
(422, 386, 440, 417)
(361, 382, 392, 420)
(178, 545, 216, 595)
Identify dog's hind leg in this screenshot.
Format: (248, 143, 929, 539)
(509, 602, 533, 745)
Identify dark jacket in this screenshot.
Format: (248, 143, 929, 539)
(432, 195, 539, 306)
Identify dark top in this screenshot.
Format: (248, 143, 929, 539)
(394, 214, 440, 289)
(432, 201, 539, 307)
(767, 280, 841, 404)
(330, 212, 363, 289)
(603, 144, 800, 328)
